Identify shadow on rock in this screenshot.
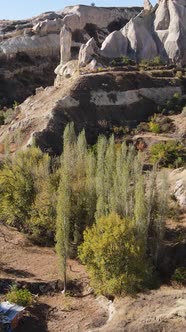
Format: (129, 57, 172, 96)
(15, 303, 50, 332)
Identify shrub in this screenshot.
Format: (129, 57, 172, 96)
(121, 56, 135, 65)
(140, 56, 164, 67)
(7, 285, 33, 306)
(175, 71, 183, 79)
(149, 114, 161, 134)
(136, 122, 149, 133)
(149, 121, 160, 134)
(112, 125, 130, 135)
(3, 108, 15, 124)
(79, 213, 153, 296)
(150, 141, 186, 167)
(151, 56, 163, 66)
(0, 111, 5, 125)
(111, 56, 135, 66)
(172, 267, 186, 285)
(140, 59, 149, 67)
(97, 67, 104, 72)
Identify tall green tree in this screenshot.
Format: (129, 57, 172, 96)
(56, 170, 71, 292)
(95, 135, 108, 218)
(134, 154, 147, 235)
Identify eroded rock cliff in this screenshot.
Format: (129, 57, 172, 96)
(0, 5, 141, 106)
(76, 1, 186, 68)
(0, 69, 184, 155)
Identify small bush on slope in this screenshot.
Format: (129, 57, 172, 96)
(7, 285, 33, 306)
(150, 141, 186, 168)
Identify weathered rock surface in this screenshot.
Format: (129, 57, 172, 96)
(79, 37, 99, 67)
(79, 0, 186, 65)
(0, 5, 141, 105)
(170, 168, 186, 209)
(0, 70, 183, 155)
(60, 5, 142, 32)
(121, 7, 158, 61)
(93, 288, 186, 332)
(101, 31, 128, 58)
(59, 25, 72, 65)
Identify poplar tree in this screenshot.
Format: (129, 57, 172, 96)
(134, 154, 147, 235)
(56, 170, 71, 293)
(95, 135, 108, 218)
(55, 123, 76, 291)
(72, 129, 88, 243)
(104, 135, 116, 213)
(120, 143, 135, 218)
(85, 151, 96, 227)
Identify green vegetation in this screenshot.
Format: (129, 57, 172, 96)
(159, 92, 183, 116)
(79, 213, 153, 295)
(175, 71, 183, 79)
(0, 147, 57, 245)
(140, 56, 164, 67)
(149, 121, 160, 134)
(172, 267, 186, 285)
(150, 141, 186, 167)
(137, 113, 174, 135)
(0, 101, 20, 126)
(7, 285, 33, 306)
(111, 56, 135, 66)
(0, 123, 180, 295)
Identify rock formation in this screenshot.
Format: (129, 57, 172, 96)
(144, 0, 153, 11)
(0, 70, 183, 155)
(75, 1, 186, 67)
(101, 31, 128, 58)
(0, 5, 141, 105)
(156, 0, 186, 64)
(170, 168, 186, 210)
(79, 38, 99, 67)
(59, 25, 72, 65)
(121, 6, 158, 61)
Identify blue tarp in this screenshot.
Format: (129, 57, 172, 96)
(0, 302, 25, 332)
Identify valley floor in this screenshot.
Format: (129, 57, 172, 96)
(0, 221, 186, 332)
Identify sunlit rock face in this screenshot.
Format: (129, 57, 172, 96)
(0, 5, 141, 105)
(78, 0, 186, 65)
(155, 0, 186, 64)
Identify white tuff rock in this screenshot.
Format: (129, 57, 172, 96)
(78, 37, 99, 67)
(98, 0, 186, 64)
(60, 25, 72, 65)
(101, 31, 128, 58)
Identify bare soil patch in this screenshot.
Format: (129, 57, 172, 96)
(0, 225, 108, 331)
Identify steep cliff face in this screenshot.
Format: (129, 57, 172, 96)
(0, 70, 183, 155)
(0, 5, 141, 106)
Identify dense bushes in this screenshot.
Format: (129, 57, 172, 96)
(111, 56, 135, 66)
(55, 124, 168, 294)
(140, 56, 164, 67)
(0, 147, 57, 245)
(0, 124, 171, 294)
(150, 141, 186, 167)
(79, 213, 153, 295)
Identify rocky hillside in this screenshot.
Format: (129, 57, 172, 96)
(0, 1, 186, 156)
(1, 1, 186, 107)
(0, 68, 185, 155)
(0, 5, 141, 106)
